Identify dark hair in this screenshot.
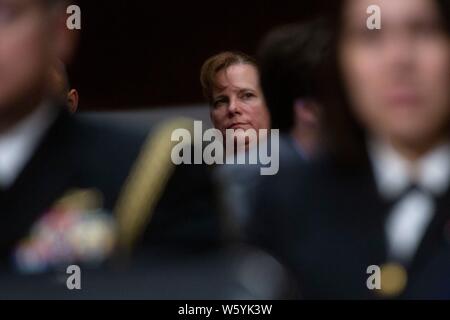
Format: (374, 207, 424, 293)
(439, 0, 450, 31)
(200, 51, 258, 106)
(258, 19, 331, 133)
(321, 0, 450, 165)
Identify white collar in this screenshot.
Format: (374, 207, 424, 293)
(0, 102, 58, 189)
(368, 138, 450, 199)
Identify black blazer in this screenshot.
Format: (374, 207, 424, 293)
(0, 109, 222, 270)
(248, 153, 450, 299)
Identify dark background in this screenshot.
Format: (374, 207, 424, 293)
(70, 1, 327, 111)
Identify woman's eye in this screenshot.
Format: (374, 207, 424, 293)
(412, 21, 444, 38)
(242, 92, 255, 100)
(213, 99, 226, 108)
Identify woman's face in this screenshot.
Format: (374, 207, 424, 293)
(210, 63, 270, 144)
(339, 0, 450, 150)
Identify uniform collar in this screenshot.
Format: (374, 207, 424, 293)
(0, 102, 58, 189)
(368, 137, 450, 199)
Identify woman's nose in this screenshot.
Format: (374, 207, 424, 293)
(383, 34, 416, 75)
(228, 98, 242, 114)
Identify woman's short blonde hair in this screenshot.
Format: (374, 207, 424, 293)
(200, 51, 257, 106)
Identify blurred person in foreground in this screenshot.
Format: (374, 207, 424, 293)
(258, 19, 331, 162)
(249, 0, 450, 299)
(0, 0, 291, 299)
(49, 61, 79, 112)
(0, 0, 218, 287)
(0, 0, 158, 272)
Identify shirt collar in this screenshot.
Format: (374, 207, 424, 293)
(368, 138, 450, 199)
(0, 102, 58, 189)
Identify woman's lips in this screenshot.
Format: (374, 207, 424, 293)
(227, 123, 250, 130)
(384, 90, 421, 108)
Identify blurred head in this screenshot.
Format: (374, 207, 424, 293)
(0, 0, 75, 131)
(200, 52, 270, 146)
(258, 19, 331, 156)
(324, 0, 450, 162)
(49, 61, 79, 112)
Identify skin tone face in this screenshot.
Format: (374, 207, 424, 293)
(339, 0, 450, 160)
(210, 63, 271, 148)
(0, 0, 72, 132)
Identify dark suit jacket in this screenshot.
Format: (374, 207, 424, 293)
(248, 152, 450, 299)
(0, 108, 222, 270)
(215, 134, 306, 240)
(0, 108, 298, 299)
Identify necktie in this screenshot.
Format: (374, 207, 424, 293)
(385, 184, 435, 265)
